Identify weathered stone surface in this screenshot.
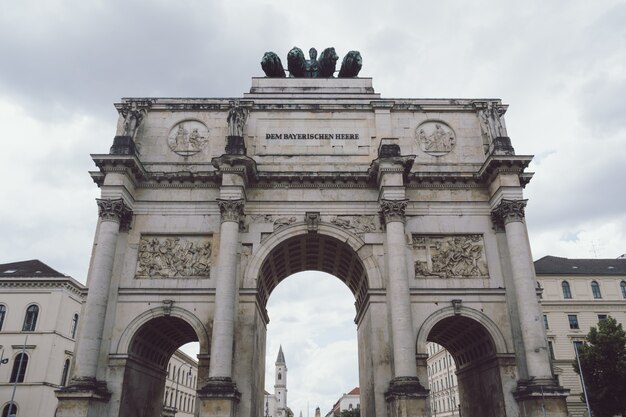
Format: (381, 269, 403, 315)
(62, 76, 568, 417)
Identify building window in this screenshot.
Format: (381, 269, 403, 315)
(61, 358, 71, 386)
(573, 340, 583, 352)
(561, 281, 572, 299)
(278, 372, 281, 380)
(0, 305, 6, 331)
(548, 341, 555, 360)
(621, 281, 626, 299)
(568, 314, 579, 330)
(591, 281, 602, 299)
(70, 313, 79, 338)
(598, 314, 607, 322)
(543, 314, 549, 330)
(2, 403, 17, 417)
(10, 353, 28, 383)
(22, 305, 39, 331)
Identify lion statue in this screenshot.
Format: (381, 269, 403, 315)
(338, 51, 362, 78)
(318, 47, 339, 78)
(287, 47, 307, 78)
(261, 52, 286, 78)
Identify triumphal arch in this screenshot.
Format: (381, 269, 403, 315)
(56, 50, 570, 417)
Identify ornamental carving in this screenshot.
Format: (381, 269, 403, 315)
(244, 214, 297, 231)
(136, 236, 212, 278)
(97, 198, 132, 225)
(331, 215, 378, 236)
(412, 235, 489, 278)
(415, 121, 456, 156)
(491, 199, 527, 227)
(167, 120, 209, 156)
(476, 101, 507, 141)
(118, 100, 152, 139)
(227, 101, 248, 137)
(379, 200, 408, 224)
(217, 199, 245, 223)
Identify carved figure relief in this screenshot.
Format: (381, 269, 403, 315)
(243, 214, 297, 233)
(477, 102, 507, 141)
(167, 120, 209, 156)
(331, 215, 378, 236)
(136, 236, 212, 278)
(415, 121, 456, 156)
(412, 235, 488, 278)
(227, 101, 248, 137)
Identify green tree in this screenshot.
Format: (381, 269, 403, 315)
(573, 316, 626, 417)
(339, 408, 360, 417)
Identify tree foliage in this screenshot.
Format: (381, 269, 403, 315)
(339, 408, 360, 417)
(573, 316, 626, 417)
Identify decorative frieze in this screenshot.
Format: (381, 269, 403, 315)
(412, 235, 489, 278)
(331, 215, 378, 236)
(491, 199, 527, 227)
(244, 214, 297, 232)
(379, 199, 408, 224)
(135, 236, 212, 278)
(96, 198, 132, 226)
(217, 199, 245, 223)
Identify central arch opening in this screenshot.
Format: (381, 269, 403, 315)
(257, 233, 369, 417)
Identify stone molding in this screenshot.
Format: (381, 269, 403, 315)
(197, 376, 241, 401)
(58, 376, 111, 400)
(96, 199, 133, 228)
(217, 199, 245, 223)
(491, 199, 527, 227)
(384, 376, 428, 400)
(379, 199, 408, 224)
(0, 280, 85, 297)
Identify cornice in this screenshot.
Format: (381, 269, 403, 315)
(0, 279, 86, 297)
(477, 154, 534, 187)
(91, 154, 147, 186)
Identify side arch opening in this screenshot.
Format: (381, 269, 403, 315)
(426, 316, 506, 417)
(119, 316, 201, 417)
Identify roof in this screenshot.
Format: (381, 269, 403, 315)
(346, 387, 360, 396)
(276, 345, 286, 365)
(534, 256, 626, 276)
(0, 259, 66, 277)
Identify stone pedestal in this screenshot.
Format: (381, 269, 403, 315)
(385, 377, 429, 417)
(54, 380, 111, 417)
(197, 377, 241, 417)
(514, 379, 570, 417)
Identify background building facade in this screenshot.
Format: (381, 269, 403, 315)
(325, 387, 360, 417)
(0, 260, 85, 417)
(426, 343, 458, 417)
(535, 255, 626, 417)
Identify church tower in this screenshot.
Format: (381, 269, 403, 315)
(274, 345, 288, 416)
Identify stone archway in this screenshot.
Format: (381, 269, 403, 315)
(117, 315, 203, 417)
(235, 227, 387, 417)
(419, 311, 514, 417)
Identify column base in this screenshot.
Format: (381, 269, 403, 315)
(385, 377, 429, 417)
(514, 378, 570, 417)
(54, 377, 111, 417)
(197, 377, 241, 417)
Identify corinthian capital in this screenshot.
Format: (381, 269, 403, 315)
(217, 199, 245, 223)
(379, 199, 408, 224)
(491, 199, 527, 227)
(97, 198, 133, 226)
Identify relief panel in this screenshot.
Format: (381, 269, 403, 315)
(135, 235, 212, 278)
(412, 234, 488, 278)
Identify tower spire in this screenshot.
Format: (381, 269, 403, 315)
(276, 344, 286, 365)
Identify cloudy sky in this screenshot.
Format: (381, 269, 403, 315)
(1, 0, 625, 414)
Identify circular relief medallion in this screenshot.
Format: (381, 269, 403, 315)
(415, 121, 456, 156)
(167, 120, 209, 156)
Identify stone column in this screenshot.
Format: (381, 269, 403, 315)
(74, 198, 131, 384)
(198, 199, 243, 417)
(491, 199, 569, 415)
(55, 198, 131, 416)
(380, 200, 428, 417)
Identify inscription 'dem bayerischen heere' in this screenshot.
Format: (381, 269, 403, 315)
(266, 133, 360, 140)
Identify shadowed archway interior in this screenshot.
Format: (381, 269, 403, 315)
(258, 234, 368, 311)
(428, 316, 505, 417)
(129, 316, 199, 369)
